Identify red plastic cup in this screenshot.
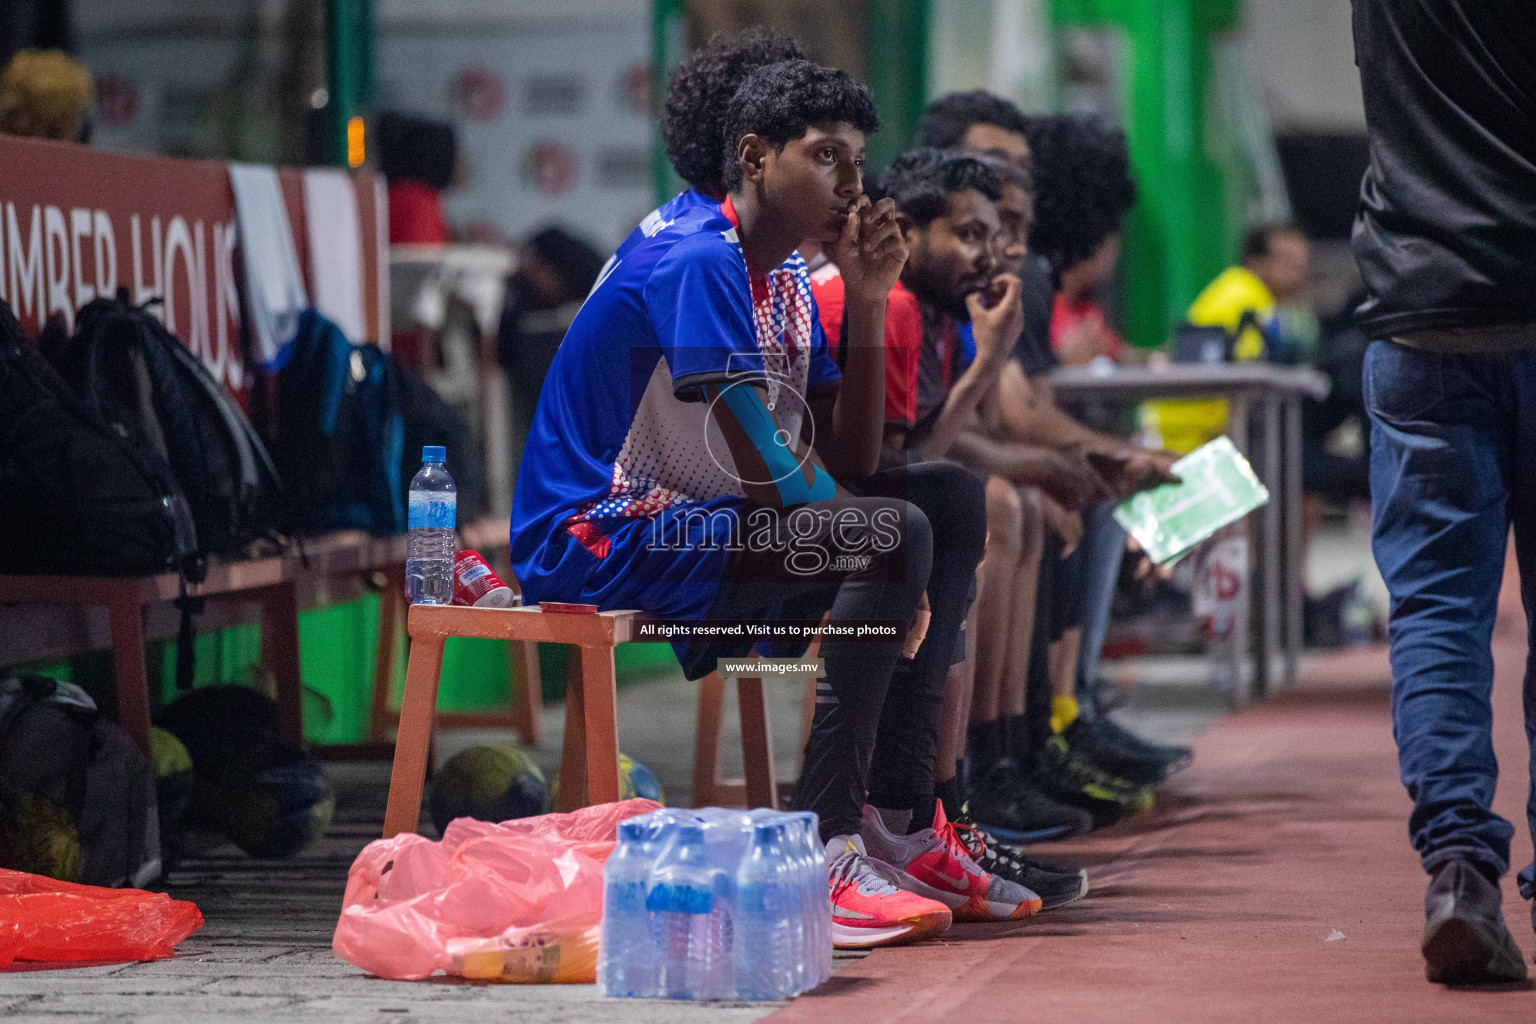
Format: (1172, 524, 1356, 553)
(452, 550, 515, 608)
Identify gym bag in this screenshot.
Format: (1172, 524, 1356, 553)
(0, 675, 161, 889)
(258, 308, 405, 536)
(0, 297, 195, 576)
(61, 292, 283, 559)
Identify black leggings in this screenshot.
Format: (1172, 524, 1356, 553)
(705, 462, 985, 841)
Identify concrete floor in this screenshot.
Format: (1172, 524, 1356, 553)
(0, 661, 1220, 1023)
(4, 514, 1398, 1021)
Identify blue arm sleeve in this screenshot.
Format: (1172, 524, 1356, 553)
(718, 382, 835, 505)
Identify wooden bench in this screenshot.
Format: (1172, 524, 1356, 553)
(0, 555, 306, 754)
(0, 518, 534, 758)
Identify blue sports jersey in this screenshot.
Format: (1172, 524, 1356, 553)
(510, 190, 841, 627)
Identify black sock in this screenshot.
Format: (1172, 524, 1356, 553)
(955, 757, 967, 795)
(935, 776, 963, 821)
(909, 793, 938, 834)
(1007, 713, 1032, 765)
(968, 718, 1006, 766)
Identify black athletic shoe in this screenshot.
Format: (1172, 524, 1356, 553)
(1070, 716, 1192, 786)
(954, 816, 1089, 911)
(1036, 733, 1153, 828)
(965, 758, 1093, 843)
(1421, 859, 1526, 984)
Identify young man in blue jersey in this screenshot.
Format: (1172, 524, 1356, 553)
(659, 33, 999, 882)
(512, 59, 1035, 944)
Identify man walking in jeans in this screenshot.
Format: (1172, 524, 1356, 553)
(1353, 0, 1536, 985)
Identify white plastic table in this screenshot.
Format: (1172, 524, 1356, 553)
(1049, 362, 1330, 700)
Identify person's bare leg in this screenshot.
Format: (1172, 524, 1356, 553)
(935, 580, 982, 816)
(970, 477, 1023, 767)
(1001, 486, 1045, 721)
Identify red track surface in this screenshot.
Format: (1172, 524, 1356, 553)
(771, 560, 1536, 1023)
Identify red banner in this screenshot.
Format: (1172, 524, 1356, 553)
(0, 133, 384, 393)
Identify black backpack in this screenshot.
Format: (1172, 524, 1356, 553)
(61, 293, 283, 559)
(0, 298, 196, 576)
(0, 675, 161, 888)
(396, 355, 487, 524)
(258, 309, 405, 537)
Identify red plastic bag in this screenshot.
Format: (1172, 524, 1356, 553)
(333, 798, 659, 982)
(0, 869, 203, 963)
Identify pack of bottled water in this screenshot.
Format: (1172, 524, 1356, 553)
(600, 807, 832, 1000)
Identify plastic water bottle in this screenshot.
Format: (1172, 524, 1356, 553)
(602, 808, 827, 1001)
(406, 445, 456, 604)
(735, 823, 798, 999)
(792, 811, 831, 984)
(600, 821, 659, 997)
(647, 824, 718, 999)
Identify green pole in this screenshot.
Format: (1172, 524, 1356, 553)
(356, 0, 376, 108)
(325, 0, 358, 167)
(651, 0, 687, 204)
(865, 0, 931, 169)
(1048, 0, 1240, 348)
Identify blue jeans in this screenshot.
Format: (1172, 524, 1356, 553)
(1365, 338, 1536, 891)
(1075, 499, 1127, 716)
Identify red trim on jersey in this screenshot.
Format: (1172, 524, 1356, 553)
(720, 194, 800, 362)
(566, 520, 612, 559)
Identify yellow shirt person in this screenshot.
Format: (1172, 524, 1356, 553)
(1141, 224, 1309, 454)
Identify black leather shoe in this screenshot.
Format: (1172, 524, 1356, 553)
(1422, 859, 1527, 984)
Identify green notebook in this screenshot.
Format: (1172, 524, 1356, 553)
(1113, 436, 1269, 565)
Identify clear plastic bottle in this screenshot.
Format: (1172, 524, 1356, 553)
(600, 820, 659, 997)
(792, 810, 832, 985)
(406, 445, 456, 604)
(735, 823, 798, 1000)
(646, 824, 717, 999)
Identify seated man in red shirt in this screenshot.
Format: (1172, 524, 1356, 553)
(811, 148, 1099, 910)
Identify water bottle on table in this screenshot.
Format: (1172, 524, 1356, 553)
(406, 445, 456, 604)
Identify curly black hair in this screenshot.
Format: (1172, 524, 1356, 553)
(721, 60, 879, 191)
(969, 150, 1032, 196)
(866, 147, 1003, 228)
(661, 27, 808, 194)
(1024, 114, 1136, 276)
(915, 90, 1031, 151)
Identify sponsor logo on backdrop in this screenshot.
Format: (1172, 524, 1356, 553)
(453, 67, 507, 123)
(523, 142, 579, 197)
(96, 75, 140, 129)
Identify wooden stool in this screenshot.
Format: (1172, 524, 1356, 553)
(383, 603, 638, 837)
(366, 564, 544, 749)
(366, 521, 542, 749)
(691, 636, 822, 810)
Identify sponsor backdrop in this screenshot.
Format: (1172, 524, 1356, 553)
(0, 134, 385, 394)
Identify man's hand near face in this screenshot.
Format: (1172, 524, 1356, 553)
(832, 196, 908, 306)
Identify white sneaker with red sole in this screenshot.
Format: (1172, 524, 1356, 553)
(860, 803, 1042, 921)
(825, 835, 952, 948)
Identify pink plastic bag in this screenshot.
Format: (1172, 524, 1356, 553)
(333, 799, 660, 982)
(0, 869, 203, 964)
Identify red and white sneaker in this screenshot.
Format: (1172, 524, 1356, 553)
(826, 835, 952, 948)
(861, 803, 1042, 921)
